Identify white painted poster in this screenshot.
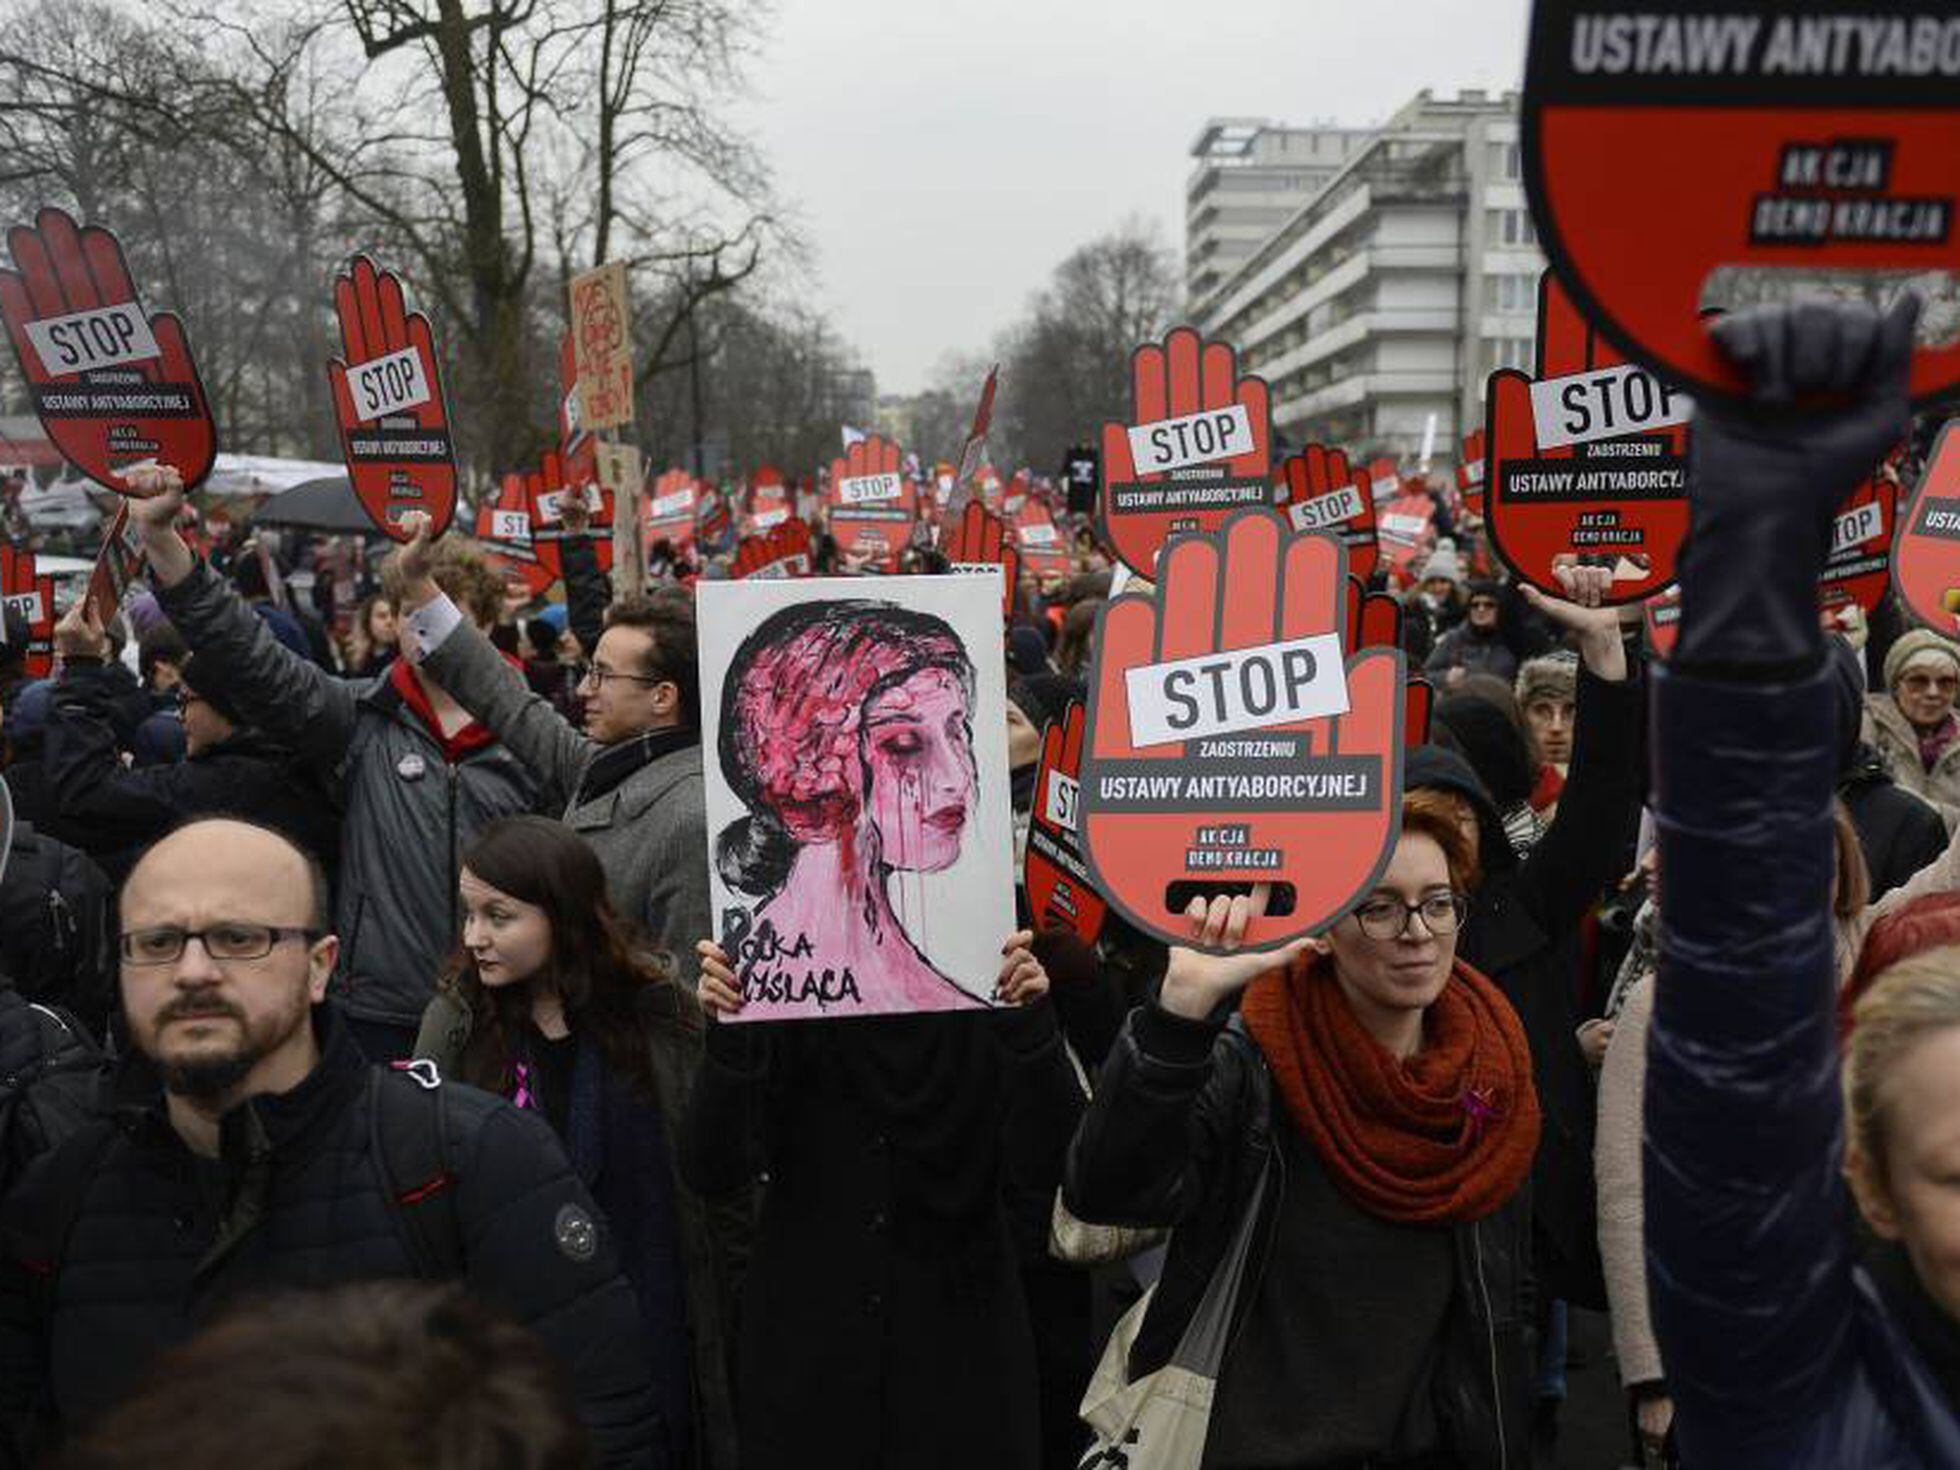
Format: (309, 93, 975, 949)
(698, 574, 1015, 1020)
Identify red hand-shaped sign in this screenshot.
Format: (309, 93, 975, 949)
(732, 517, 813, 580)
(1082, 509, 1406, 952)
(1099, 326, 1274, 577)
(1281, 445, 1379, 587)
(643, 468, 701, 551)
(944, 500, 1020, 619)
(329, 255, 457, 542)
(1025, 702, 1108, 945)
(827, 435, 915, 572)
(1894, 425, 1960, 631)
(1458, 430, 1487, 517)
(1485, 271, 1688, 606)
(0, 207, 216, 496)
(1347, 577, 1433, 747)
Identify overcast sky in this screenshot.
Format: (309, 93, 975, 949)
(741, 0, 1533, 395)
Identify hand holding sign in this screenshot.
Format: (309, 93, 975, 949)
(0, 207, 216, 496)
(52, 599, 106, 663)
(1159, 884, 1316, 1018)
(1082, 510, 1405, 953)
(1099, 327, 1273, 577)
(328, 255, 457, 542)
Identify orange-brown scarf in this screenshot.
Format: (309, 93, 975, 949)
(1240, 952, 1539, 1226)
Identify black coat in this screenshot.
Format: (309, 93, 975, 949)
(1840, 743, 1948, 901)
(678, 1004, 1084, 1470)
(1064, 1007, 1535, 1470)
(43, 664, 341, 879)
(0, 1009, 665, 1468)
(1406, 664, 1644, 1307)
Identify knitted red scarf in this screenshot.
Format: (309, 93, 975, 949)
(1240, 952, 1539, 1226)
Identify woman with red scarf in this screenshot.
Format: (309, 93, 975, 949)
(1065, 795, 1540, 1469)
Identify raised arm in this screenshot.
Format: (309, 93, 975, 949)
(392, 511, 592, 808)
(1647, 298, 1918, 1464)
(558, 494, 612, 659)
(127, 467, 358, 766)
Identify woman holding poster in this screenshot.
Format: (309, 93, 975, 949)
(1065, 797, 1539, 1468)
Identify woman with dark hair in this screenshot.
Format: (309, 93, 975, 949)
(714, 598, 992, 1015)
(683, 603, 1085, 1468)
(344, 593, 397, 677)
(413, 815, 743, 1470)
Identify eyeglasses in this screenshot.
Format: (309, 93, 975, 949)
(1351, 893, 1467, 941)
(1901, 674, 1959, 693)
(576, 662, 667, 690)
(121, 924, 321, 965)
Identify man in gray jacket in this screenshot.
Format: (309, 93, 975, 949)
(123, 469, 542, 1061)
(392, 511, 711, 985)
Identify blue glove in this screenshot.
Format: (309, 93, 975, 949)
(1673, 297, 1918, 679)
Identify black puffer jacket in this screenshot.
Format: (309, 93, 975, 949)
(1406, 663, 1643, 1307)
(0, 1009, 665, 1468)
(44, 663, 341, 879)
(1066, 1008, 1534, 1469)
(1839, 742, 1947, 901)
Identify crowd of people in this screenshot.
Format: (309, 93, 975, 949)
(0, 297, 1957, 1470)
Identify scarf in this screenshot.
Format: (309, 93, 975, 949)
(1919, 712, 1960, 775)
(576, 724, 698, 806)
(1241, 952, 1539, 1226)
(387, 657, 498, 762)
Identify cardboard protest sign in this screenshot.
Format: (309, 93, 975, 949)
(524, 451, 613, 586)
(85, 501, 146, 623)
(731, 517, 812, 580)
(1024, 701, 1108, 944)
(1644, 585, 1683, 660)
(826, 435, 915, 572)
(748, 465, 791, 531)
(327, 256, 457, 542)
(1280, 444, 1379, 586)
(1081, 510, 1406, 952)
(1099, 327, 1274, 577)
(557, 331, 597, 492)
(1523, 0, 1960, 406)
(1894, 420, 1960, 628)
(1, 547, 53, 676)
(945, 500, 1020, 619)
(0, 207, 216, 495)
(1485, 272, 1689, 605)
(569, 261, 635, 430)
(642, 468, 700, 551)
(1015, 499, 1072, 584)
(1366, 457, 1401, 504)
(1458, 430, 1487, 517)
(1375, 491, 1438, 584)
(697, 487, 733, 549)
(1822, 470, 1898, 619)
(475, 473, 554, 600)
(698, 574, 1015, 1019)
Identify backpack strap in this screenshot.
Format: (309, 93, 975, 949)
(368, 1060, 464, 1279)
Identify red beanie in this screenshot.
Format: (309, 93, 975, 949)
(1841, 892, 1960, 1045)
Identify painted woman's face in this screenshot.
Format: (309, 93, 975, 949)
(862, 666, 976, 872)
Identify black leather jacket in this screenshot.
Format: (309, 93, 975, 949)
(1066, 1005, 1535, 1469)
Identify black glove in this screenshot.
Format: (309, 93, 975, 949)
(1673, 296, 1917, 679)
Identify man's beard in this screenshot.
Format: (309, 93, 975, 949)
(148, 994, 300, 1100)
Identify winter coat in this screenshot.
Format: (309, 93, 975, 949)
(0, 1007, 666, 1468)
(1425, 623, 1521, 686)
(1840, 742, 1949, 899)
(1064, 1007, 1535, 1469)
(44, 663, 340, 879)
(415, 987, 752, 1470)
(1646, 664, 1960, 1468)
(418, 614, 711, 988)
(155, 562, 542, 1026)
(1407, 663, 1643, 1307)
(678, 1005, 1084, 1470)
(1862, 692, 1960, 830)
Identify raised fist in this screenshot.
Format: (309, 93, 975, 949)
(1099, 327, 1272, 578)
(1082, 510, 1406, 953)
(0, 207, 215, 496)
(328, 255, 457, 543)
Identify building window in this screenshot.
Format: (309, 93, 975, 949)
(1485, 335, 1535, 374)
(1486, 208, 1538, 247)
(1488, 141, 1521, 180)
(1484, 273, 1536, 312)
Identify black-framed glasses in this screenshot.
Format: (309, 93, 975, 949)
(1351, 893, 1467, 941)
(575, 662, 667, 690)
(121, 924, 321, 965)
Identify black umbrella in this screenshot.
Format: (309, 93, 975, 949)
(249, 475, 381, 535)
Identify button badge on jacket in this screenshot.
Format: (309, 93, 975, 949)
(397, 752, 427, 782)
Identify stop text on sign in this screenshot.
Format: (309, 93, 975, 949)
(535, 485, 603, 523)
(1044, 771, 1080, 831)
(1288, 484, 1364, 531)
(1528, 362, 1690, 450)
(349, 345, 433, 423)
(1126, 404, 1253, 475)
(489, 509, 530, 542)
(25, 303, 161, 376)
(647, 489, 695, 520)
(1833, 499, 1883, 553)
(837, 472, 903, 505)
(1124, 631, 1349, 747)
